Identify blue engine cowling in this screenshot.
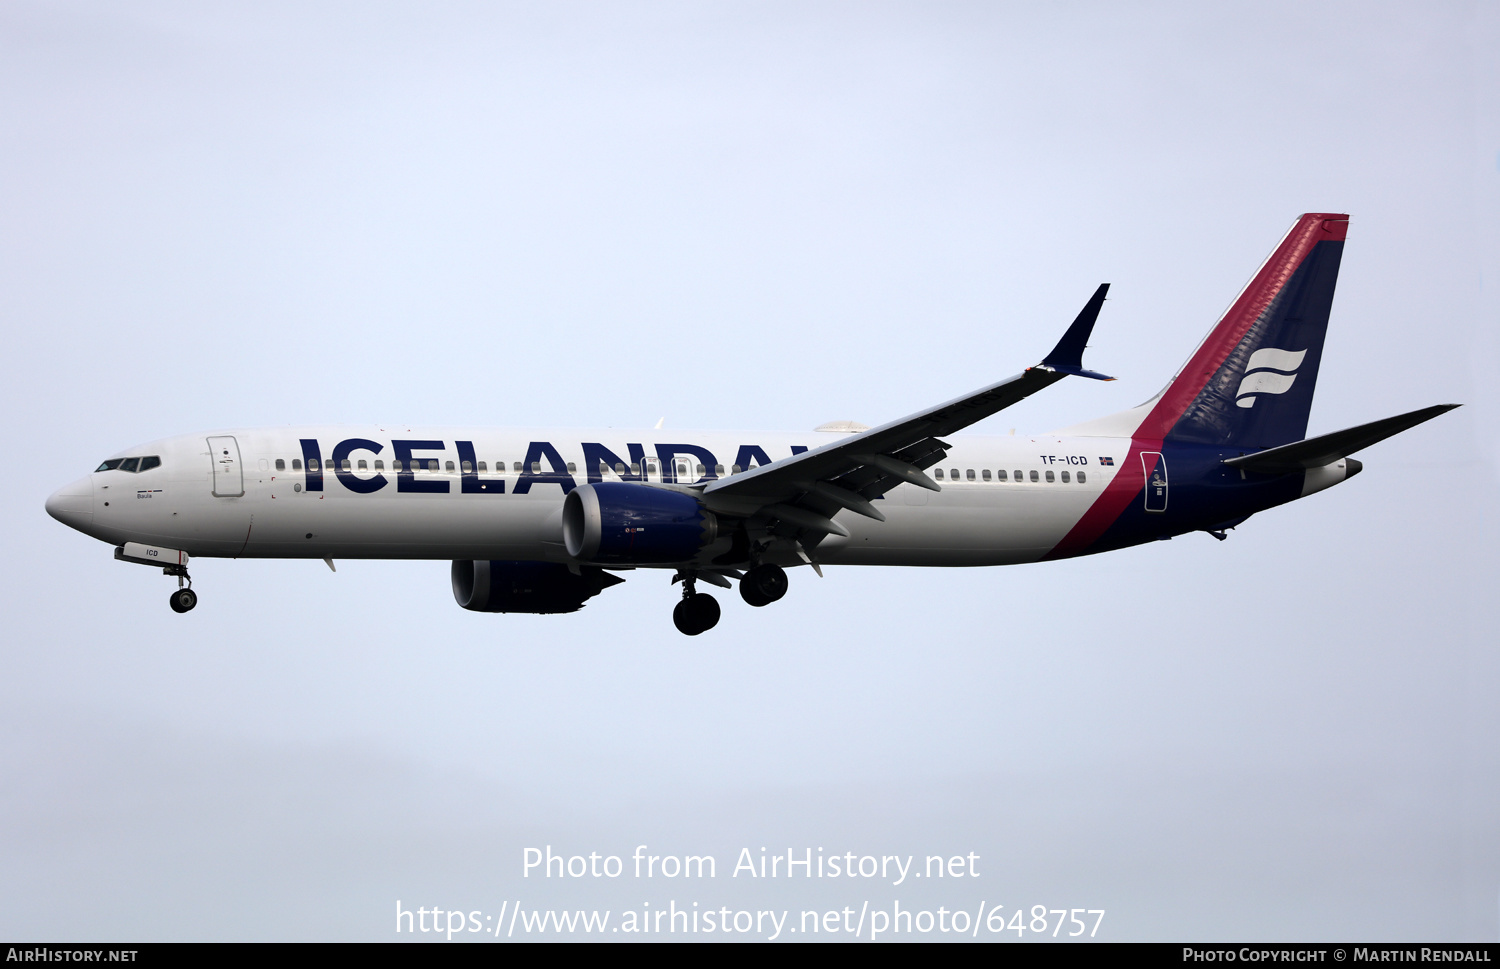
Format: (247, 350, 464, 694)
(562, 482, 718, 564)
(451, 560, 625, 614)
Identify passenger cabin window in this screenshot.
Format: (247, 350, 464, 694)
(308, 459, 320, 472)
(966, 469, 975, 481)
(949, 468, 958, 479)
(445, 461, 456, 472)
(1060, 470, 1070, 483)
(714, 464, 725, 475)
(567, 462, 577, 473)
(996, 469, 1007, 481)
(275, 459, 286, 471)
(513, 462, 523, 472)
(1078, 471, 1087, 484)
(374, 460, 385, 470)
(614, 463, 626, 474)
(631, 463, 641, 475)
(531, 461, 541, 473)
(1028, 470, 1038, 482)
(341, 459, 352, 472)
(934, 469, 944, 480)
(357, 460, 368, 470)
(292, 459, 303, 470)
(731, 465, 742, 474)
(1045, 470, 1055, 482)
(982, 469, 992, 481)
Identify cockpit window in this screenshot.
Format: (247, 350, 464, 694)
(96, 455, 162, 473)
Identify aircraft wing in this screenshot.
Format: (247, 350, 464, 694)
(698, 285, 1114, 543)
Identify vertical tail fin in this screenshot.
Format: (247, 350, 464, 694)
(1143, 213, 1348, 448)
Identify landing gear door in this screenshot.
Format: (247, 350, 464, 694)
(1141, 451, 1167, 513)
(208, 436, 244, 497)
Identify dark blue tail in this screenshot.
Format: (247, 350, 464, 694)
(1143, 214, 1348, 449)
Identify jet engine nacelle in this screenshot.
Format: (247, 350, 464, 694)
(562, 482, 718, 564)
(450, 560, 624, 614)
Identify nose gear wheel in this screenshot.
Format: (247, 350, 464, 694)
(168, 587, 198, 613)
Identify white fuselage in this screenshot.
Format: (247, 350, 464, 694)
(52, 426, 1130, 569)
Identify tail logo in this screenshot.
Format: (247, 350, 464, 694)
(1234, 347, 1308, 409)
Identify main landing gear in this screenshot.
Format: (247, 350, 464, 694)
(739, 563, 788, 607)
(673, 592, 720, 636)
(672, 575, 721, 636)
(669, 563, 792, 635)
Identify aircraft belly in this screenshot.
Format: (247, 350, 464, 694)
(819, 487, 1091, 566)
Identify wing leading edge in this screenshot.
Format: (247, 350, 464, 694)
(698, 284, 1114, 548)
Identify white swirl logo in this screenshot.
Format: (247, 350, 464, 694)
(1234, 347, 1307, 409)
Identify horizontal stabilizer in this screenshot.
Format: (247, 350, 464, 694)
(1223, 404, 1459, 473)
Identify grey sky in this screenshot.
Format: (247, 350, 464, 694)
(2, 1, 1495, 941)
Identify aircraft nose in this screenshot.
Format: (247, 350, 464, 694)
(46, 476, 94, 530)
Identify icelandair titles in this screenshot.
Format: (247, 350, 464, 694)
(296, 438, 807, 495)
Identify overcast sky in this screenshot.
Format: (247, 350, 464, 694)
(2, 0, 1496, 941)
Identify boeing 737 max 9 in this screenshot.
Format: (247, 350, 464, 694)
(46, 213, 1457, 634)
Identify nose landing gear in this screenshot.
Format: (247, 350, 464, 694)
(164, 562, 197, 613)
(169, 587, 198, 613)
(114, 544, 198, 613)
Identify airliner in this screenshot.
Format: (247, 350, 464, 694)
(45, 213, 1456, 634)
